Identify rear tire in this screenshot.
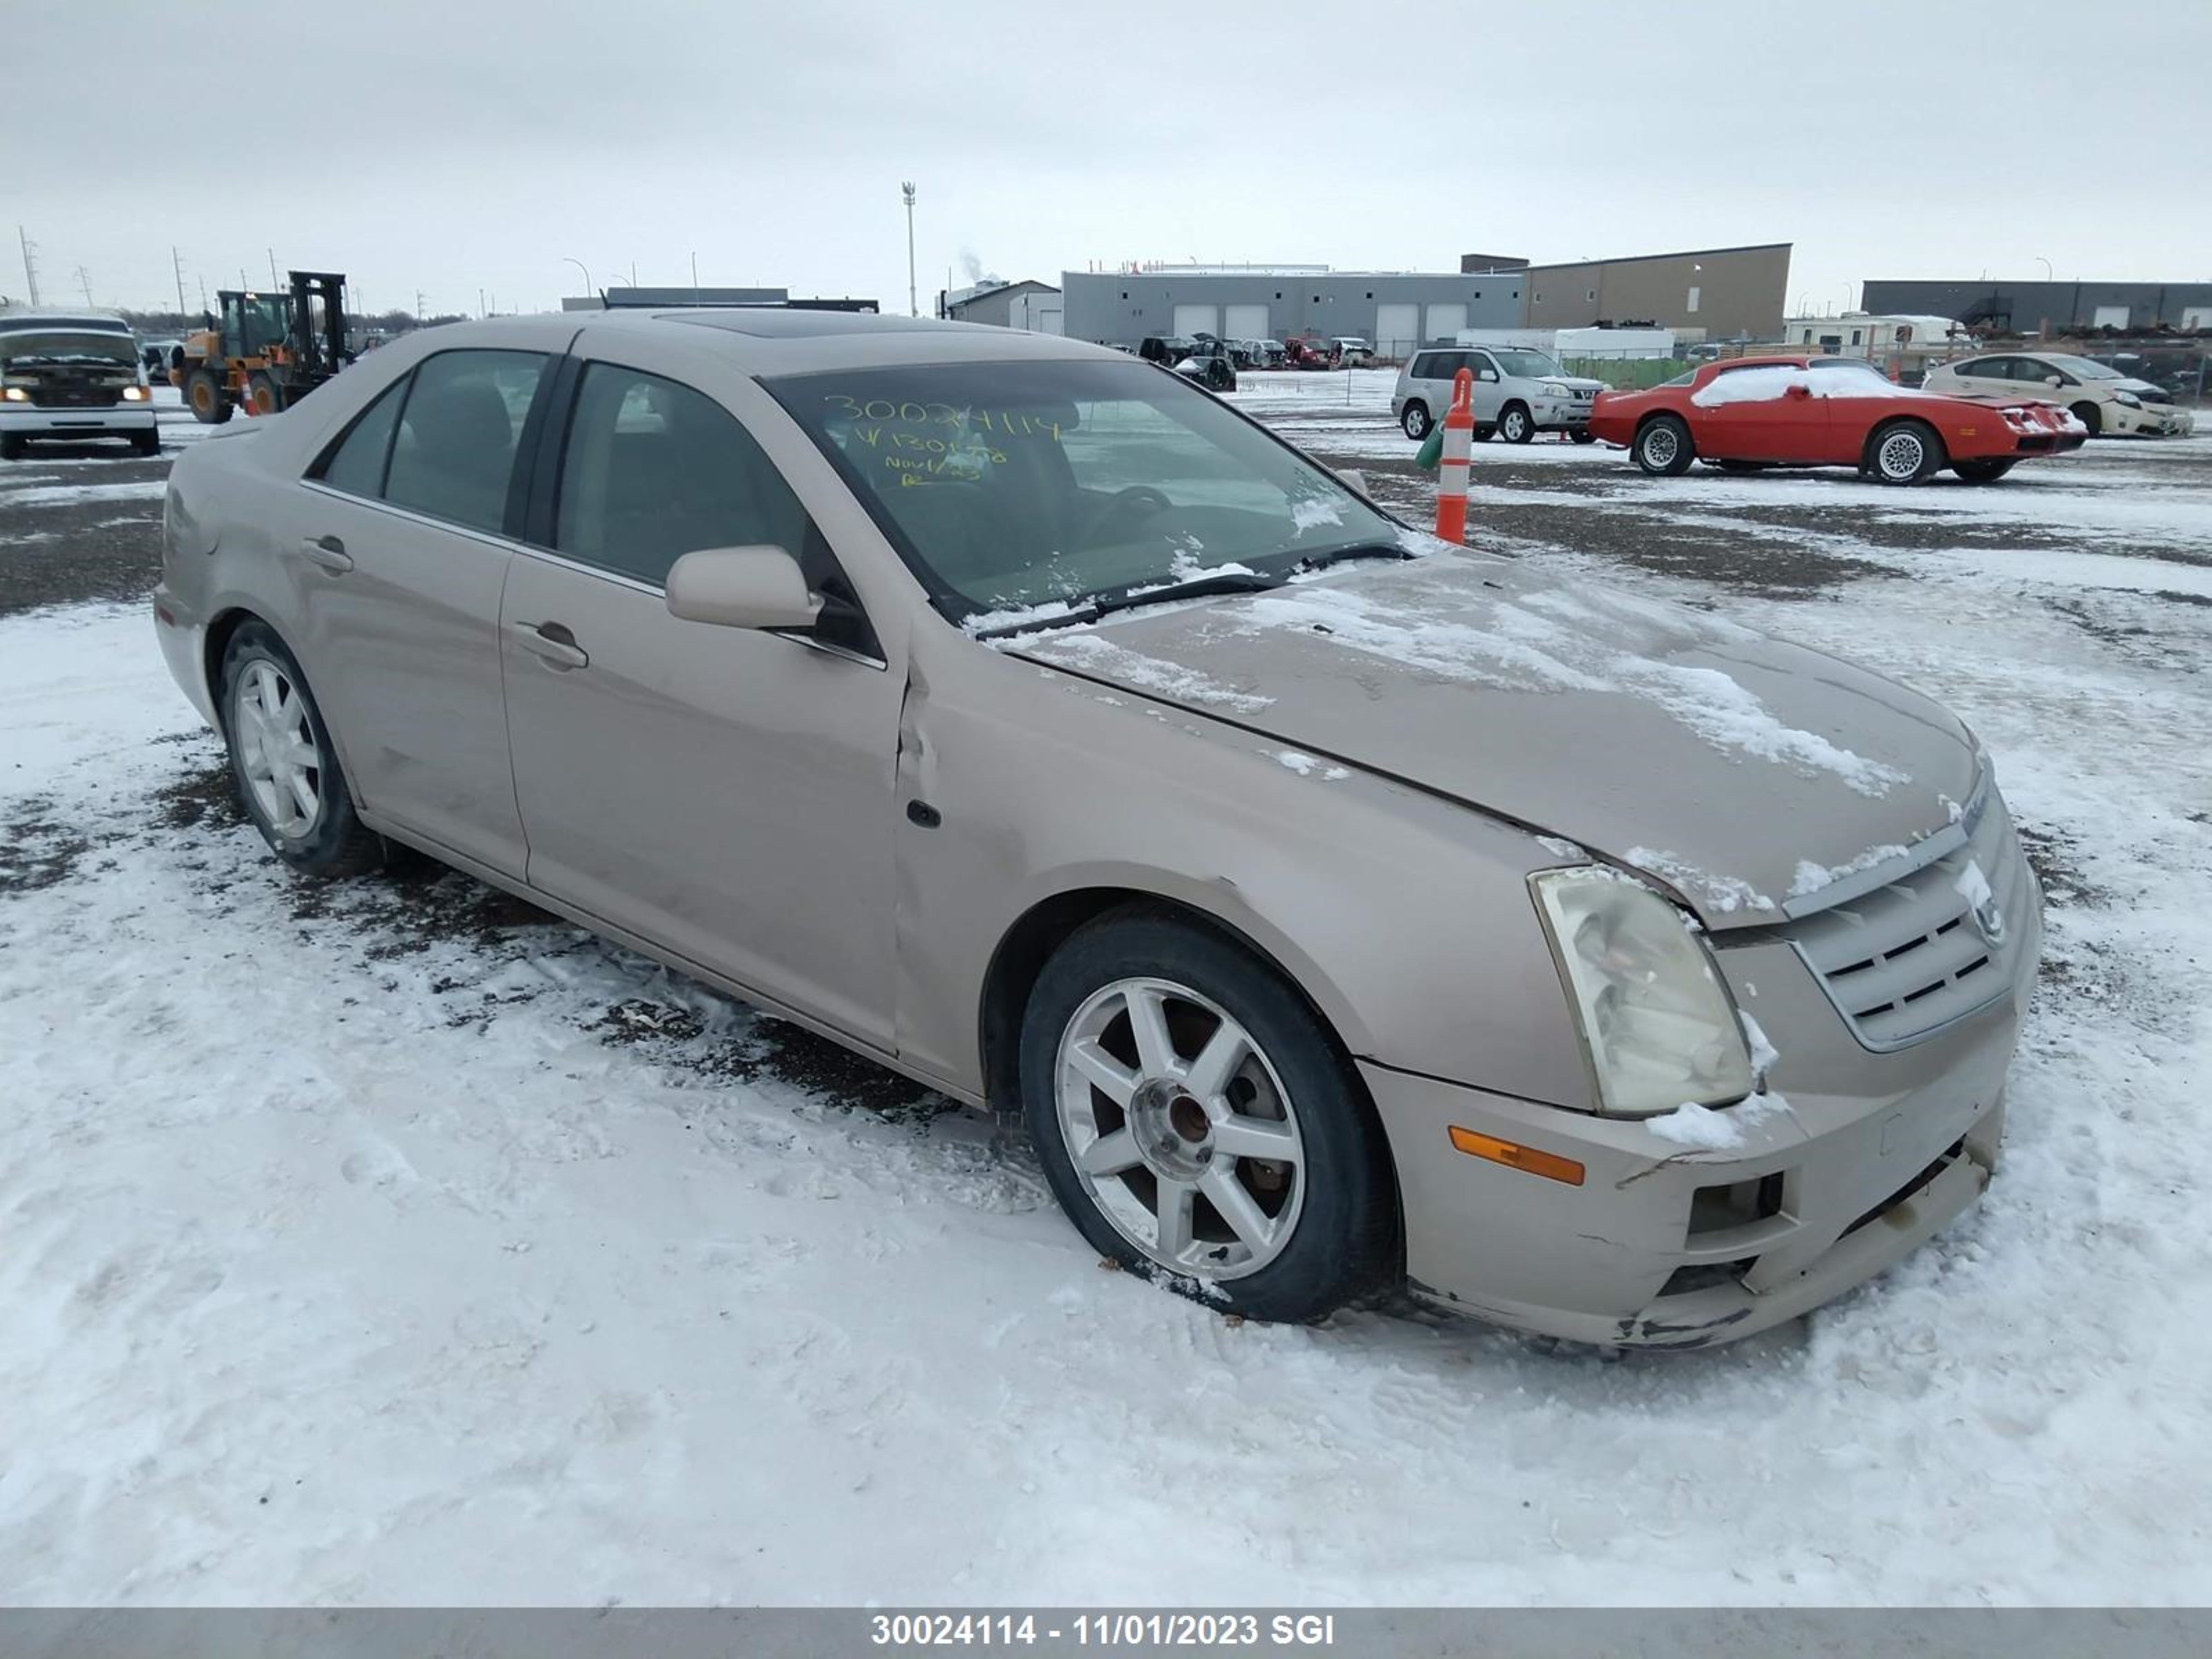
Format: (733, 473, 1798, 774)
(1018, 907, 1398, 1324)
(218, 621, 386, 879)
(1867, 418, 1943, 486)
(2070, 402, 2102, 437)
(1400, 402, 1431, 440)
(1633, 414, 1696, 476)
(1953, 458, 2017, 485)
(1497, 402, 1534, 444)
(184, 368, 232, 424)
(1569, 429, 1596, 444)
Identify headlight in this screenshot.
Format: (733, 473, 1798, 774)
(2114, 391, 2141, 408)
(1531, 870, 1754, 1116)
(1, 386, 27, 402)
(1542, 382, 1571, 397)
(121, 384, 149, 401)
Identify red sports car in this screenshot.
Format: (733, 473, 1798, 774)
(1588, 355, 2087, 485)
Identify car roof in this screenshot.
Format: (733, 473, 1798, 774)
(0, 311, 133, 335)
(568, 306, 1112, 374)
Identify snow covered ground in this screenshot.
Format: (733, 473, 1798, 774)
(2, 386, 2210, 1607)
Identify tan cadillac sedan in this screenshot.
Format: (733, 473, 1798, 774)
(153, 310, 2040, 1349)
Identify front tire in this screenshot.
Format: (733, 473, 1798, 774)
(1019, 908, 1398, 1323)
(1568, 428, 1596, 444)
(0, 433, 24, 461)
(2071, 402, 2103, 437)
(184, 367, 232, 424)
(1497, 402, 1534, 444)
(218, 622, 386, 878)
(245, 371, 286, 417)
(1633, 414, 1696, 476)
(131, 428, 160, 458)
(1953, 458, 2017, 484)
(1868, 418, 1943, 486)
(1400, 402, 1431, 440)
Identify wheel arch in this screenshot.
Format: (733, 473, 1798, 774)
(977, 883, 1373, 1124)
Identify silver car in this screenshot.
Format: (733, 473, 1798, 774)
(1394, 345, 1606, 444)
(153, 310, 2039, 1349)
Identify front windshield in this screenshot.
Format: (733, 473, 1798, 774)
(0, 330, 138, 368)
(2043, 355, 2121, 380)
(1491, 349, 1562, 378)
(768, 359, 1401, 621)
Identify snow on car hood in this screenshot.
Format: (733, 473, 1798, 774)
(1005, 553, 1977, 928)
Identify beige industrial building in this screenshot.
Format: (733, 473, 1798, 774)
(1463, 243, 1792, 342)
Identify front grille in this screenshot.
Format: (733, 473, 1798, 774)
(30, 381, 124, 409)
(1790, 787, 2030, 1049)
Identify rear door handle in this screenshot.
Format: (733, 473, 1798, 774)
(299, 534, 353, 572)
(509, 620, 589, 670)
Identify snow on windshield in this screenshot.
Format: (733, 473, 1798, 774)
(1691, 363, 1930, 406)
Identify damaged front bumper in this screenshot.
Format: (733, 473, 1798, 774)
(1364, 896, 2038, 1351)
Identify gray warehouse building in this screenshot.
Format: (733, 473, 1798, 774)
(1060, 267, 1526, 355)
(1859, 278, 2212, 335)
(1477, 243, 1792, 341)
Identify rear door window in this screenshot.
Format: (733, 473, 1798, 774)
(383, 350, 547, 535)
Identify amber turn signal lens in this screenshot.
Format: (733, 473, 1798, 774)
(1449, 1125, 1585, 1186)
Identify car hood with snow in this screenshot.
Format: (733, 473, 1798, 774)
(1004, 552, 1976, 927)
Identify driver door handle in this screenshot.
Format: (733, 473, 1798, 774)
(299, 534, 353, 572)
(510, 620, 588, 670)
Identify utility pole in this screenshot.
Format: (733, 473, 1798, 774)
(901, 182, 917, 317)
(414, 289, 424, 321)
(76, 265, 94, 307)
(17, 226, 39, 306)
(172, 246, 189, 317)
(691, 250, 699, 306)
(268, 247, 279, 287)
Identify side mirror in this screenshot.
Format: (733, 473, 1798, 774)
(2045, 375, 2063, 388)
(1337, 468, 1371, 500)
(1783, 382, 1812, 400)
(665, 545, 821, 631)
(1477, 368, 1498, 383)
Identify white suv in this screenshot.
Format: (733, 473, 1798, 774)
(1923, 352, 2195, 438)
(1392, 346, 1606, 443)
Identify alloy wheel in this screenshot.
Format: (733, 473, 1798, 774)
(1877, 429, 1925, 480)
(232, 659, 322, 838)
(1642, 426, 1678, 468)
(1055, 976, 1306, 1280)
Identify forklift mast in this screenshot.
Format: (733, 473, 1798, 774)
(287, 271, 349, 379)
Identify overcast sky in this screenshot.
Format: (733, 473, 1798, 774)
(12, 0, 2209, 320)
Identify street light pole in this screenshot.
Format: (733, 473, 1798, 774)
(563, 256, 593, 299)
(2036, 256, 2054, 283)
(901, 181, 917, 317)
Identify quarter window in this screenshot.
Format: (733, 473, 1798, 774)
(313, 378, 407, 498)
(383, 350, 547, 535)
(554, 363, 806, 588)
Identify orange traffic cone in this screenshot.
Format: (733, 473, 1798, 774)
(1435, 367, 1474, 544)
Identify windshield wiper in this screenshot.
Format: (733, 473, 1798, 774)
(968, 571, 1282, 641)
(1297, 541, 1414, 574)
(1090, 570, 1280, 618)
